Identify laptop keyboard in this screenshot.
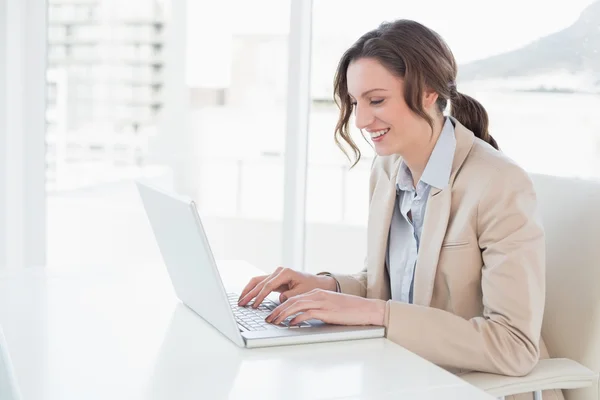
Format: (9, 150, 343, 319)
(227, 293, 311, 331)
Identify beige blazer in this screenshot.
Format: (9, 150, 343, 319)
(329, 120, 562, 400)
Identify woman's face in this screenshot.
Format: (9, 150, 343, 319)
(346, 57, 436, 157)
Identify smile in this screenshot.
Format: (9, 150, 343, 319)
(370, 128, 389, 141)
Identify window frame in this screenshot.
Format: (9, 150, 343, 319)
(0, 0, 47, 269)
(282, 0, 313, 272)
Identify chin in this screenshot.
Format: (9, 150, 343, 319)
(373, 144, 397, 157)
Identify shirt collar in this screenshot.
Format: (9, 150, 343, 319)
(396, 117, 456, 191)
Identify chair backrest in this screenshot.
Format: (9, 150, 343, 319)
(532, 173, 600, 400)
(0, 326, 21, 400)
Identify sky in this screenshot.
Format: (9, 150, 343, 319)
(310, 0, 598, 62)
(185, 0, 598, 86)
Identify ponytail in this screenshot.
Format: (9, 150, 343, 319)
(450, 90, 499, 150)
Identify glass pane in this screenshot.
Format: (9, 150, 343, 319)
(188, 0, 290, 273)
(306, 0, 600, 274)
(46, 0, 174, 270)
(46, 0, 290, 275)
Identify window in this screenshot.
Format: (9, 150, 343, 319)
(41, 0, 599, 274)
(46, 0, 291, 273)
(189, 0, 291, 272)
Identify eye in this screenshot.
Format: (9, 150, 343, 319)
(370, 99, 384, 105)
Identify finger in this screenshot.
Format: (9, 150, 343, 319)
(251, 269, 290, 308)
(271, 300, 321, 325)
(269, 289, 317, 320)
(270, 289, 329, 322)
(238, 275, 268, 303)
(289, 310, 327, 325)
(272, 301, 321, 325)
(239, 267, 288, 305)
(266, 297, 296, 322)
(238, 275, 275, 306)
(272, 284, 290, 294)
(278, 287, 305, 303)
(238, 276, 267, 306)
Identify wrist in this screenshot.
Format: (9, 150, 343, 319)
(321, 276, 338, 292)
(368, 299, 387, 326)
(315, 273, 338, 292)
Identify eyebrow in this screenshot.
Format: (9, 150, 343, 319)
(349, 88, 388, 99)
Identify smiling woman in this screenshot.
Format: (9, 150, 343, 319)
(240, 18, 563, 400)
(305, 0, 600, 278)
(334, 21, 498, 169)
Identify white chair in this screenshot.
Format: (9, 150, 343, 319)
(462, 173, 600, 399)
(0, 326, 22, 400)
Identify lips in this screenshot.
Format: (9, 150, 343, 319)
(370, 128, 389, 141)
(371, 129, 389, 138)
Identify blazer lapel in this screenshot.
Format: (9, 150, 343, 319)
(412, 188, 451, 306)
(366, 157, 402, 301)
(412, 119, 475, 306)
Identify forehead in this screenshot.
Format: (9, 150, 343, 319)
(346, 57, 402, 97)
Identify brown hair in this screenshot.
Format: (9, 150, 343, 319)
(333, 19, 499, 166)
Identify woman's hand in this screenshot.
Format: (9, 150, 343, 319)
(266, 289, 386, 326)
(237, 267, 337, 308)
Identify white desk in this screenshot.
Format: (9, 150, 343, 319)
(0, 261, 493, 400)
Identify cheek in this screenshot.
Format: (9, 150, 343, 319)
(374, 106, 400, 126)
(377, 108, 411, 136)
(376, 100, 413, 127)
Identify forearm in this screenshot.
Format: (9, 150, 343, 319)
(315, 274, 339, 292)
(384, 301, 540, 376)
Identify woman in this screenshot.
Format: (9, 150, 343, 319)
(238, 19, 560, 400)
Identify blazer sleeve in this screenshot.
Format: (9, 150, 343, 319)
(384, 165, 546, 377)
(328, 265, 367, 297)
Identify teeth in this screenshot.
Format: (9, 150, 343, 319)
(370, 129, 389, 138)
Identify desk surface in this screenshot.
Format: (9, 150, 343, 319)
(0, 261, 493, 400)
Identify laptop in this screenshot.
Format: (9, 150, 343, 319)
(135, 181, 385, 348)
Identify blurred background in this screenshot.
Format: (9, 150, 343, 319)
(44, 0, 600, 274)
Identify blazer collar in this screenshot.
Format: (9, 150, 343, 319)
(430, 116, 475, 195)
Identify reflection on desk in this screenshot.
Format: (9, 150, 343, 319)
(0, 262, 494, 400)
(145, 302, 493, 400)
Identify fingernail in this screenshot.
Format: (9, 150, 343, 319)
(280, 295, 287, 302)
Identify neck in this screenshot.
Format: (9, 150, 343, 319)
(402, 116, 445, 186)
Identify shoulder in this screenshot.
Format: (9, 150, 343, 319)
(459, 138, 535, 193)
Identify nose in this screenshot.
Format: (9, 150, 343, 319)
(354, 102, 375, 130)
